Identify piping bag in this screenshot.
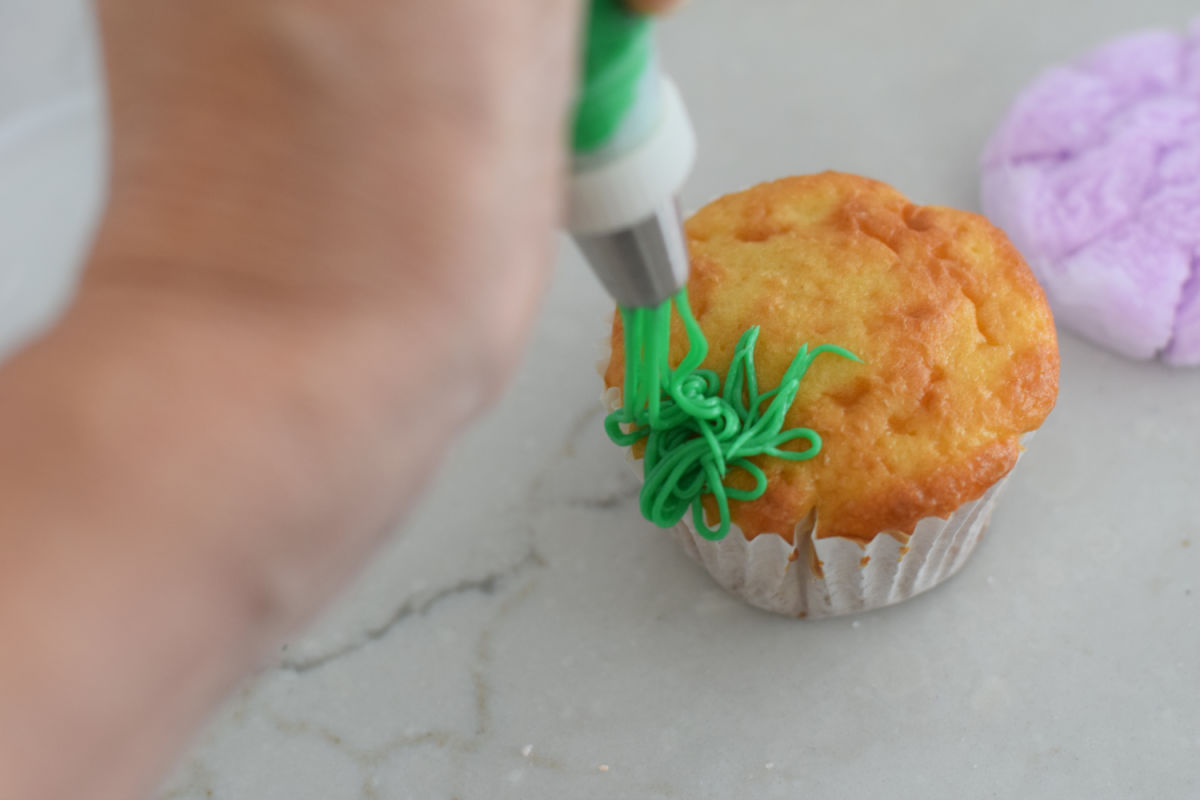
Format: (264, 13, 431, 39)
(567, 0, 858, 541)
(567, 0, 694, 308)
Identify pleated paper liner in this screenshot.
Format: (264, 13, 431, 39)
(667, 464, 1019, 617)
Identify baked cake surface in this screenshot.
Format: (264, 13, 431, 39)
(605, 172, 1059, 543)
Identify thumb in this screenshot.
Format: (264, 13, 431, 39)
(624, 0, 685, 14)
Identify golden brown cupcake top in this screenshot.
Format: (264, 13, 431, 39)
(605, 172, 1059, 544)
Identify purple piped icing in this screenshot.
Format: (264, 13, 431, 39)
(982, 24, 1200, 364)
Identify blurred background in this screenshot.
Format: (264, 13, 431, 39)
(0, 1, 94, 119)
(0, 0, 101, 361)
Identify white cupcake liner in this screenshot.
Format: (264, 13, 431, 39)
(668, 462, 1020, 618)
(597, 321, 1029, 618)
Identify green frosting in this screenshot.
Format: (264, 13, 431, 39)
(605, 289, 859, 541)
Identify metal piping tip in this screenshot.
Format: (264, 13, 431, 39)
(572, 197, 690, 308)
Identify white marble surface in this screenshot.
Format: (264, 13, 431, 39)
(3, 2, 1200, 798)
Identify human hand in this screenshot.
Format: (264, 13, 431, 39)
(1, 2, 685, 799)
(82, 0, 692, 629)
(628, 0, 686, 12)
(90, 0, 683, 394)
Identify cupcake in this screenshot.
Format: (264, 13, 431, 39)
(602, 172, 1059, 617)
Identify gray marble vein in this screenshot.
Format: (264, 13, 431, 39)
(278, 548, 546, 675)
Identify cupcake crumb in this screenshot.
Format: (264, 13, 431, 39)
(765, 762, 776, 770)
(597, 764, 610, 773)
(520, 744, 533, 758)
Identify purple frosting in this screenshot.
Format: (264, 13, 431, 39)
(982, 24, 1200, 364)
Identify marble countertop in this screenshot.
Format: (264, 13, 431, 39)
(3, 2, 1200, 798)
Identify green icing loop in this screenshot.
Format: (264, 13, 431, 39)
(605, 289, 859, 541)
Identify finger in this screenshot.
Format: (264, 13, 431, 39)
(624, 0, 685, 15)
